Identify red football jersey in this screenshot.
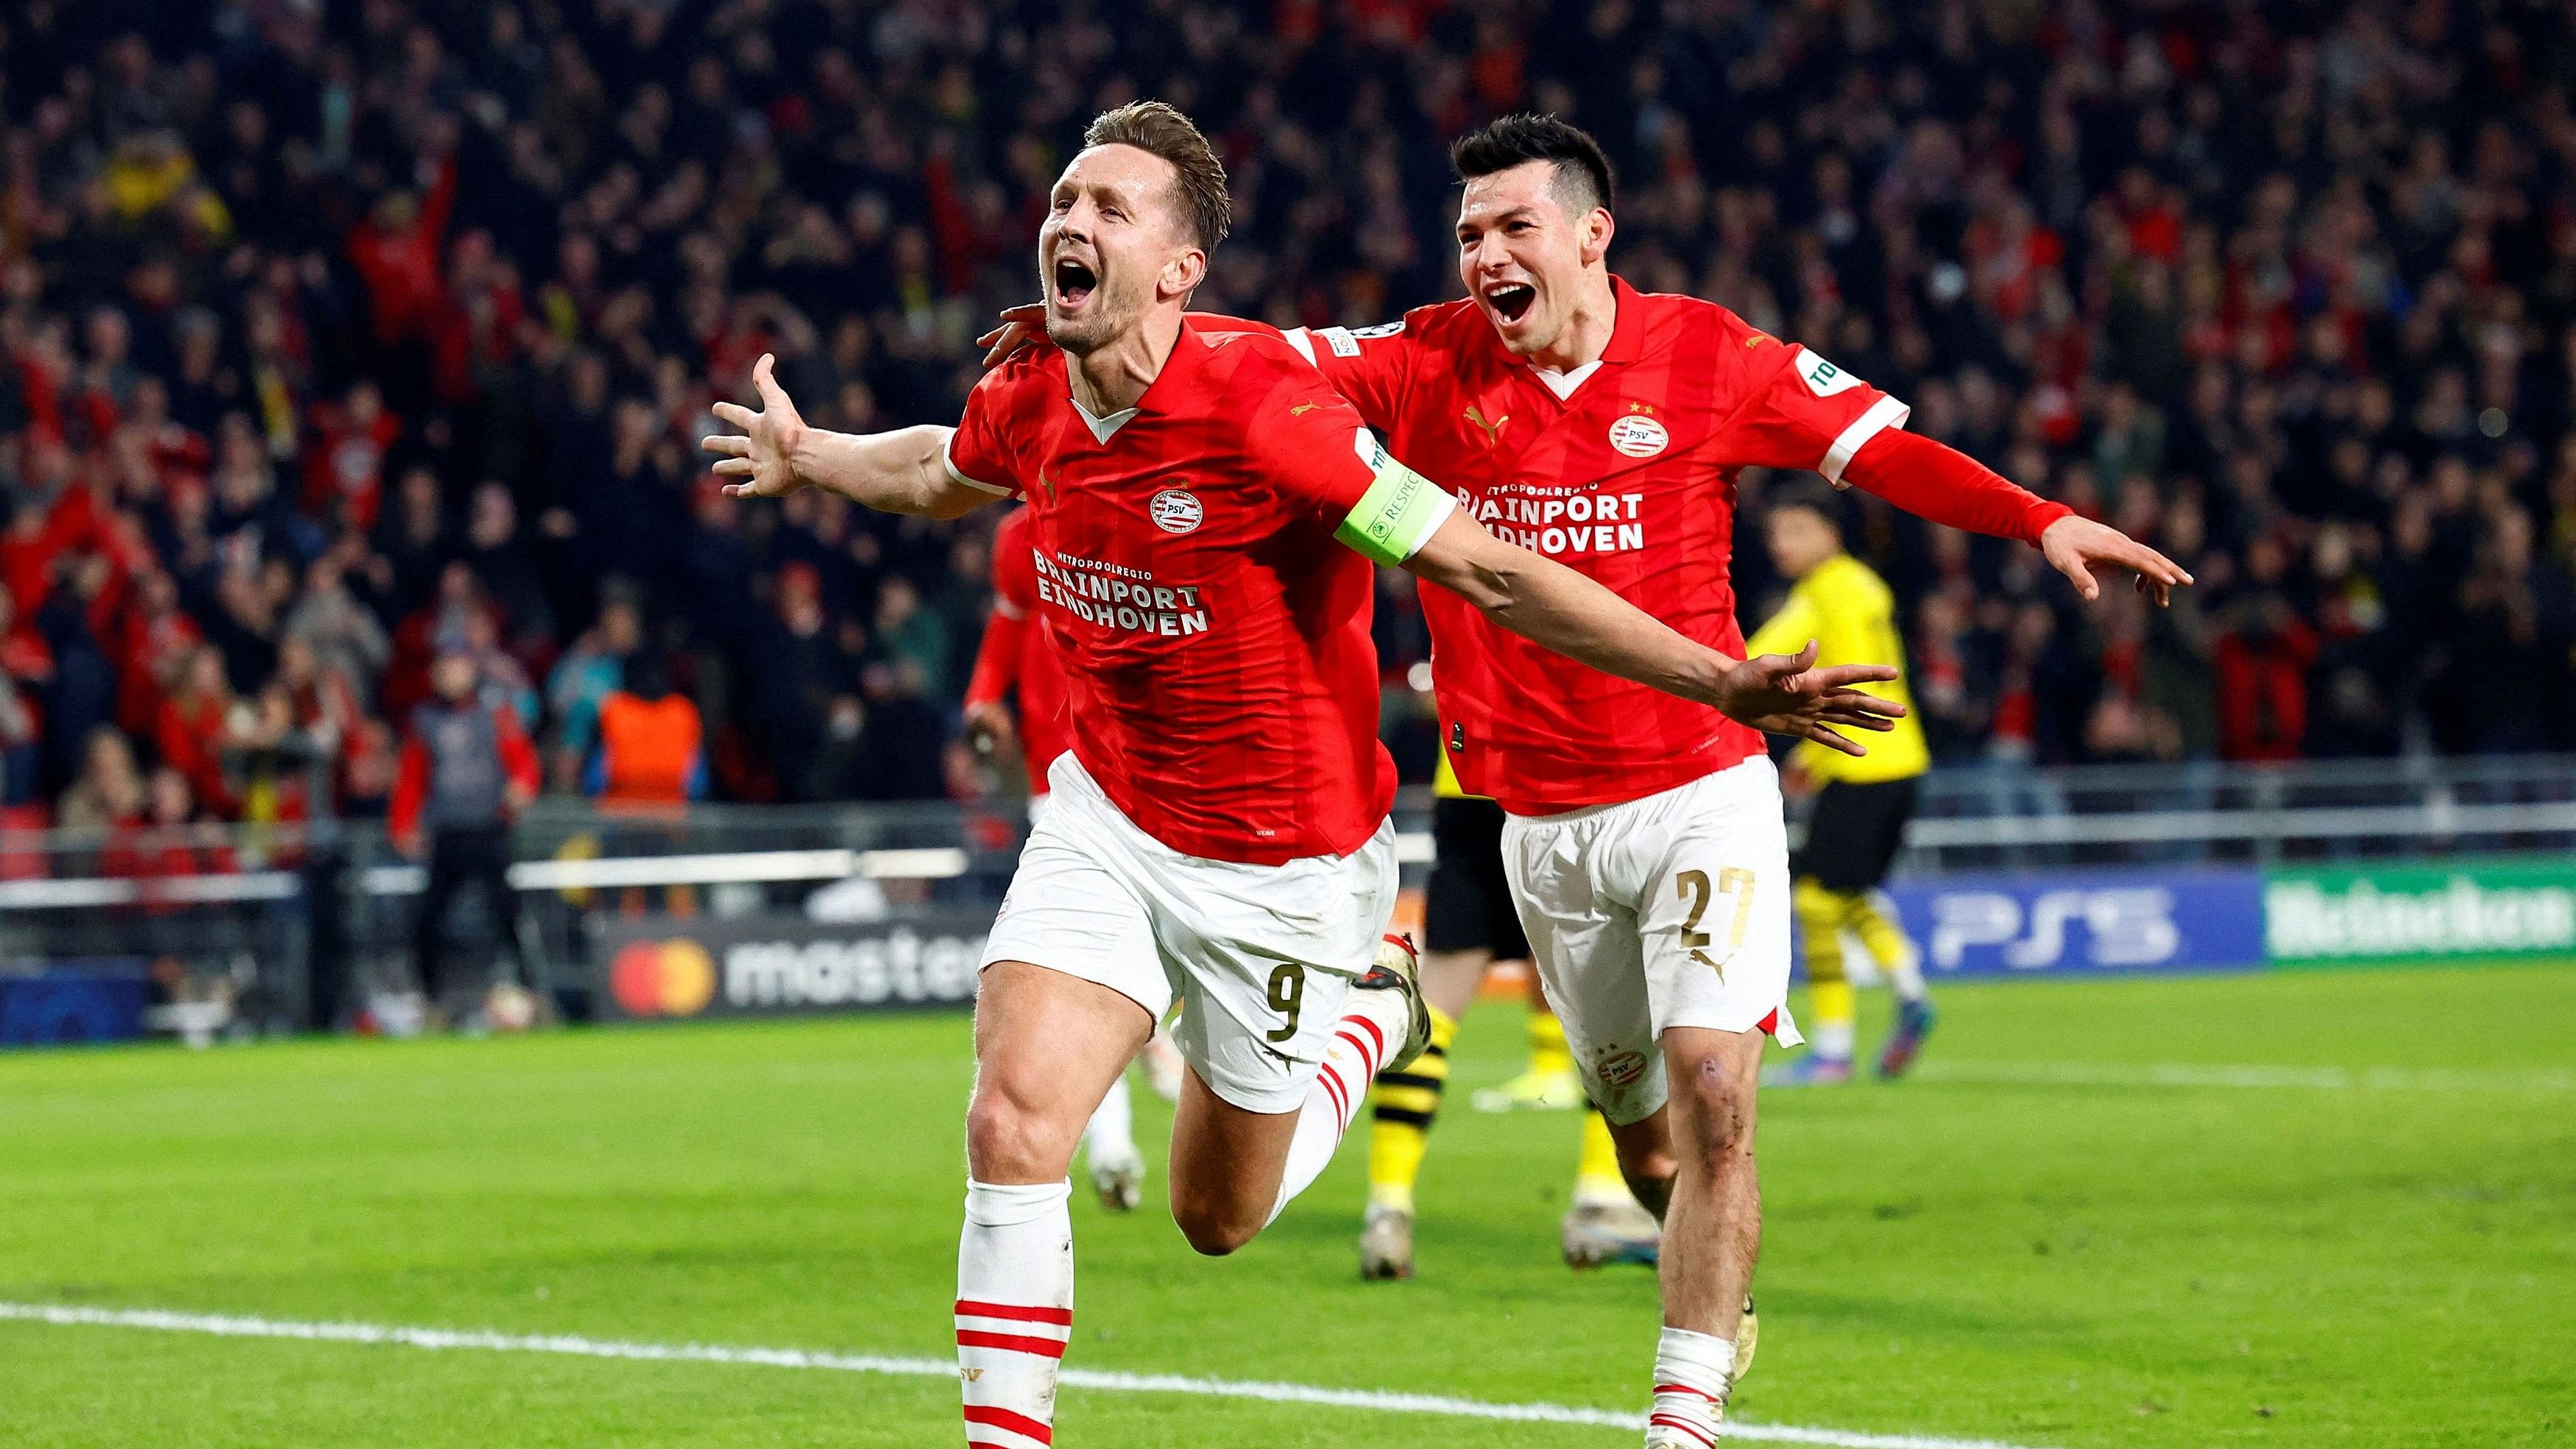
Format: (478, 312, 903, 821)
(946, 324, 1425, 864)
(962, 506, 1072, 787)
(1280, 280, 1911, 814)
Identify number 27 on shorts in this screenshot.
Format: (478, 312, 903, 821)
(1676, 867, 1755, 975)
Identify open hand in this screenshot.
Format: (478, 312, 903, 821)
(1711, 641, 1906, 757)
(2040, 514, 2193, 606)
(975, 302, 1047, 369)
(701, 353, 809, 498)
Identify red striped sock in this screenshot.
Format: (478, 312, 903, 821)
(1646, 1325, 1733, 1445)
(1264, 984, 1407, 1227)
(958, 1179, 1074, 1448)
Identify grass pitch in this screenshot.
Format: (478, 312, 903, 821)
(3, 964, 2571, 1448)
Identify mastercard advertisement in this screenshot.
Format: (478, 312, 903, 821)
(590, 915, 994, 1020)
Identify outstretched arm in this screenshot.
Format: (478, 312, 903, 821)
(701, 354, 996, 520)
(1402, 509, 1905, 755)
(1841, 429, 2192, 603)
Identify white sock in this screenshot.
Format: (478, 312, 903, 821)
(1812, 1018, 1856, 1061)
(1080, 1073, 1136, 1164)
(1264, 984, 1408, 1225)
(957, 1179, 1074, 1448)
(1873, 891, 1929, 1002)
(1647, 1325, 1735, 1447)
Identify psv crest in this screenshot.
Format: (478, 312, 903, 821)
(1607, 414, 1670, 458)
(1150, 488, 1204, 534)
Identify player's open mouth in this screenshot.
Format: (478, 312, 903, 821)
(1485, 282, 1535, 322)
(1053, 258, 1098, 309)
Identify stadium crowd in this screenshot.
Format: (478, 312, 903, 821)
(5, 0, 2576, 834)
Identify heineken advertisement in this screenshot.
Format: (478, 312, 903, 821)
(2263, 860, 2576, 965)
(1876, 857, 2576, 979)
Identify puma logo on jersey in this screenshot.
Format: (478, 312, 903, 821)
(1744, 333, 1777, 348)
(1464, 405, 1508, 445)
(961, 1368, 985, 1384)
(1690, 947, 1725, 977)
(1289, 402, 1321, 416)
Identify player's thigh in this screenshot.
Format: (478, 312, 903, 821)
(1638, 760, 1800, 1048)
(1147, 822, 1395, 1120)
(1164, 1066, 1301, 1235)
(972, 807, 1168, 1179)
(969, 960, 1154, 1181)
(1501, 812, 1663, 1125)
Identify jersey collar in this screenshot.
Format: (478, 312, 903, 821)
(1062, 317, 1207, 443)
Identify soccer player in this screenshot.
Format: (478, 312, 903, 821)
(960, 503, 1186, 1211)
(704, 102, 1903, 1449)
(984, 112, 2185, 1447)
(1747, 486, 1937, 1085)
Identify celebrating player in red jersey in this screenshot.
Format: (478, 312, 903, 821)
(704, 102, 1902, 1448)
(984, 112, 2187, 1448)
(960, 503, 1187, 1215)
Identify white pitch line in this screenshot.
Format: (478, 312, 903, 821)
(0, 1301, 2056, 1449)
(1914, 1060, 2576, 1093)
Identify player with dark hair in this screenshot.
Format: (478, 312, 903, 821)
(1749, 486, 1938, 1085)
(982, 107, 2182, 1448)
(710, 101, 1905, 1449)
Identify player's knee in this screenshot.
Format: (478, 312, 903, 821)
(1674, 1055, 1757, 1166)
(963, 1093, 1070, 1182)
(1170, 1197, 1260, 1256)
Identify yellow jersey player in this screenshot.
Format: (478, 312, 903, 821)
(1361, 749, 1660, 1277)
(1747, 485, 1936, 1084)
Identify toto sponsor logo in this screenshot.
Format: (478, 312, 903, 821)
(1606, 415, 1669, 458)
(1149, 489, 1204, 534)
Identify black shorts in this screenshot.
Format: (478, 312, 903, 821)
(1791, 777, 1918, 893)
(1423, 796, 1530, 960)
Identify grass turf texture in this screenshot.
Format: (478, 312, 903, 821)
(4, 964, 2570, 1448)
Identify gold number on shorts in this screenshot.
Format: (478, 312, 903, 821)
(1677, 870, 1714, 947)
(1677, 868, 1758, 971)
(1717, 867, 1756, 949)
(1265, 963, 1306, 1043)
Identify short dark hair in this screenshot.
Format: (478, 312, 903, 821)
(1083, 101, 1232, 252)
(1768, 481, 1844, 528)
(1450, 113, 1616, 216)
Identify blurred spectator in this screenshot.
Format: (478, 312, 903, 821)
(587, 651, 706, 807)
(0, 583, 49, 804)
(154, 645, 243, 816)
(749, 561, 854, 802)
(545, 592, 642, 786)
(873, 575, 949, 698)
(102, 767, 236, 898)
(390, 648, 539, 1010)
(283, 553, 392, 705)
(57, 727, 145, 832)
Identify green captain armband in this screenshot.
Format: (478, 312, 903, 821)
(1334, 430, 1458, 567)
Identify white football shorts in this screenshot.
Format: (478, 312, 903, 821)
(982, 754, 1398, 1114)
(1503, 754, 1802, 1125)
